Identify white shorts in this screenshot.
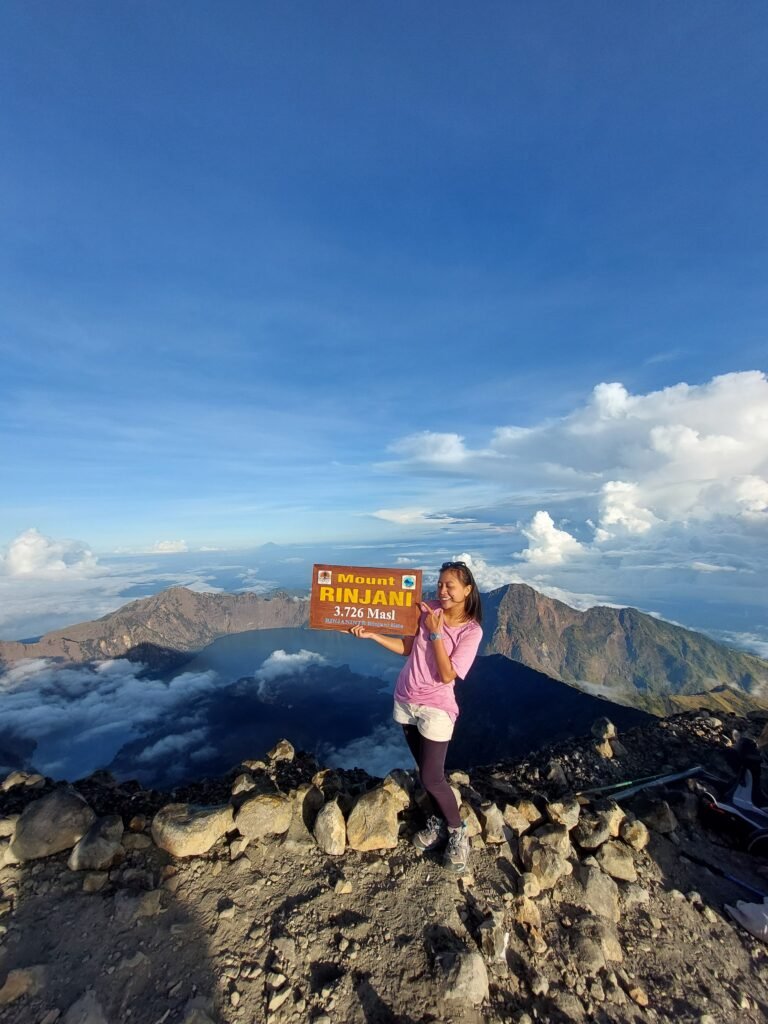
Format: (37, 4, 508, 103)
(393, 700, 455, 742)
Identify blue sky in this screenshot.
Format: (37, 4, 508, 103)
(1, 2, 767, 644)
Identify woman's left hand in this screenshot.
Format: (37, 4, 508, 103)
(421, 602, 444, 634)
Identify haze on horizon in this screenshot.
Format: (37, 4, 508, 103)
(1, 3, 766, 648)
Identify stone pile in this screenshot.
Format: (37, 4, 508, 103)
(2, 713, 768, 1023)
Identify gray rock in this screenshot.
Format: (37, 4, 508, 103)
(234, 793, 292, 840)
(152, 803, 234, 857)
(313, 799, 346, 856)
(10, 788, 96, 862)
(68, 815, 124, 872)
(443, 950, 489, 1005)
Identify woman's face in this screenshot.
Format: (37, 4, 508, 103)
(437, 570, 472, 613)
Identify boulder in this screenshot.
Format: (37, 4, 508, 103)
(521, 843, 572, 890)
(546, 797, 580, 830)
(285, 783, 324, 842)
(9, 788, 96, 862)
(620, 818, 650, 851)
(151, 803, 234, 857)
(460, 802, 483, 838)
(596, 841, 637, 882)
(68, 814, 124, 872)
(593, 798, 625, 837)
(477, 801, 506, 844)
(0, 965, 46, 1006)
(346, 788, 400, 852)
(235, 793, 292, 840)
(1, 770, 45, 792)
(641, 800, 678, 834)
(576, 863, 620, 923)
(382, 772, 412, 811)
(313, 800, 346, 856)
(443, 951, 489, 1005)
(266, 739, 295, 763)
(0, 815, 19, 839)
(592, 717, 617, 741)
(524, 824, 571, 858)
(572, 812, 612, 850)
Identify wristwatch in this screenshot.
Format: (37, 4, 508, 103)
(429, 631, 443, 641)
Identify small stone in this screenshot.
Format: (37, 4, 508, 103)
(128, 815, 147, 832)
(334, 879, 352, 895)
(230, 990, 240, 1007)
(702, 906, 718, 923)
(529, 971, 549, 996)
(628, 986, 649, 1007)
(268, 987, 291, 1011)
(82, 872, 109, 893)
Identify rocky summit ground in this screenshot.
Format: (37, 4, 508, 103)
(2, 712, 768, 1024)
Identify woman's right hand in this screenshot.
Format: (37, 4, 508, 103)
(349, 624, 374, 639)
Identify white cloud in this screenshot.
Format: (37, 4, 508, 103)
(254, 649, 327, 684)
(151, 540, 189, 553)
(372, 507, 477, 527)
(387, 431, 471, 465)
(448, 552, 610, 611)
(380, 370, 768, 565)
(0, 657, 219, 780)
(321, 721, 410, 777)
(519, 511, 585, 565)
(0, 528, 100, 578)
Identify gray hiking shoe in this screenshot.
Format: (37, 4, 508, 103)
(413, 814, 448, 852)
(443, 823, 470, 874)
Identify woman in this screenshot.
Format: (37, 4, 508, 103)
(350, 560, 482, 873)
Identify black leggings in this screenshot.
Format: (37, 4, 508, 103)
(402, 725, 461, 828)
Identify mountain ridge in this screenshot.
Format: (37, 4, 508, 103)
(2, 583, 766, 714)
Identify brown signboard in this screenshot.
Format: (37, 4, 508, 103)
(309, 563, 423, 636)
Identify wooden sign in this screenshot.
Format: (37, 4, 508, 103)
(309, 563, 423, 636)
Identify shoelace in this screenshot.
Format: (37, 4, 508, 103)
(447, 827, 465, 854)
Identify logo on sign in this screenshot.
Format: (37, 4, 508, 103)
(401, 575, 416, 590)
